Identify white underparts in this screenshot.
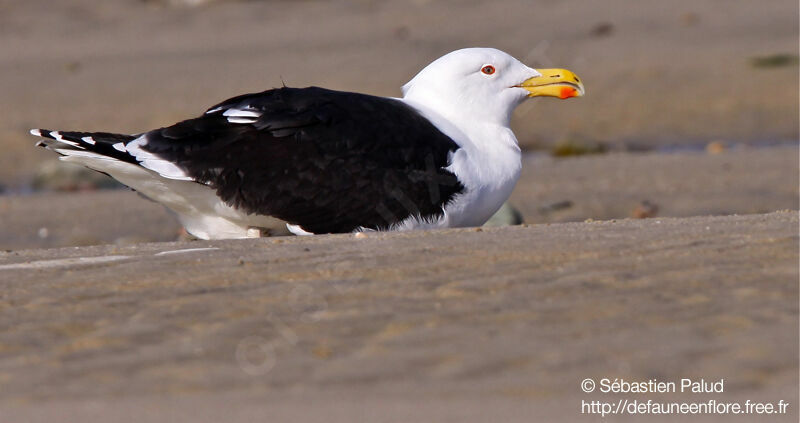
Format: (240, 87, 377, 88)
(56, 150, 285, 240)
(286, 224, 314, 236)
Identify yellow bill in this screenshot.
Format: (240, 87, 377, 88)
(518, 68, 585, 99)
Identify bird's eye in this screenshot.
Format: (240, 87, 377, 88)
(481, 65, 496, 75)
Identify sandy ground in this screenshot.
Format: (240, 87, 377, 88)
(0, 212, 797, 422)
(0, 0, 797, 187)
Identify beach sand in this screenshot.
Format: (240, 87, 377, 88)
(0, 212, 796, 422)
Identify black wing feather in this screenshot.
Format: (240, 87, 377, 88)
(140, 87, 465, 234)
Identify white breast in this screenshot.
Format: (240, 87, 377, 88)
(396, 98, 523, 230)
(443, 125, 522, 227)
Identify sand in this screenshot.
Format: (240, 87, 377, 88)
(0, 212, 797, 422)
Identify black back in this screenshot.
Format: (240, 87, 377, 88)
(139, 87, 465, 233)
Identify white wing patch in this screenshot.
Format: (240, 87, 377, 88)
(222, 107, 260, 124)
(123, 135, 194, 181)
(226, 117, 257, 124)
(223, 108, 260, 118)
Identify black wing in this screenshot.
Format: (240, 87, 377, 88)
(136, 87, 465, 234)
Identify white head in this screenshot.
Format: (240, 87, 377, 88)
(402, 48, 583, 127)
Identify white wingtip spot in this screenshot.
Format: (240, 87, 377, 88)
(30, 129, 42, 136)
(206, 106, 224, 114)
(49, 131, 83, 148)
(81, 136, 96, 145)
(112, 142, 127, 152)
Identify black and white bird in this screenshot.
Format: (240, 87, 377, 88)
(31, 48, 583, 239)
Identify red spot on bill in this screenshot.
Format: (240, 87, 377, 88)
(559, 86, 577, 99)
